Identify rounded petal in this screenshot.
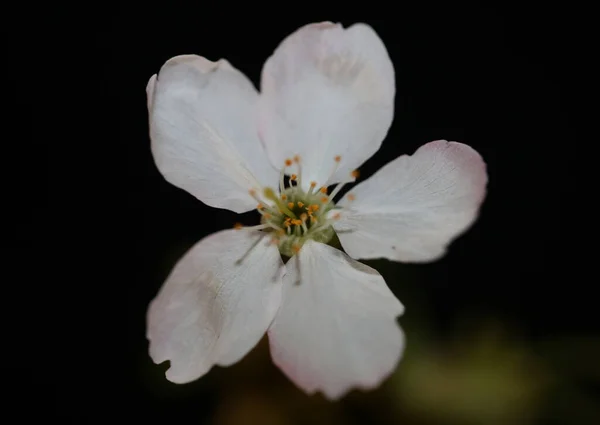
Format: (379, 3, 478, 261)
(258, 22, 395, 191)
(335, 140, 488, 262)
(146, 73, 157, 112)
(147, 229, 284, 384)
(267, 241, 404, 400)
(150, 55, 278, 213)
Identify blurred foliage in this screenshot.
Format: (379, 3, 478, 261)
(393, 321, 552, 425)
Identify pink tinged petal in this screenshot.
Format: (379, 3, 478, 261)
(258, 22, 395, 191)
(147, 229, 284, 384)
(335, 140, 488, 262)
(267, 241, 405, 400)
(149, 55, 278, 214)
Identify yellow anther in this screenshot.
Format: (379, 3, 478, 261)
(320, 196, 329, 203)
(309, 204, 319, 212)
(310, 181, 317, 188)
(264, 213, 272, 219)
(281, 194, 287, 200)
(290, 174, 297, 181)
(292, 219, 302, 226)
(256, 203, 264, 210)
(319, 187, 328, 194)
(287, 202, 294, 209)
(233, 223, 243, 230)
(300, 213, 308, 222)
(297, 201, 304, 208)
(310, 216, 317, 223)
(347, 194, 356, 201)
(293, 155, 301, 163)
(285, 158, 293, 167)
(292, 244, 301, 254)
(351, 169, 360, 178)
(334, 155, 342, 162)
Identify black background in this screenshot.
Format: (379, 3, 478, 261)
(16, 2, 592, 424)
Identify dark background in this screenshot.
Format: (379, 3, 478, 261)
(22, 2, 593, 424)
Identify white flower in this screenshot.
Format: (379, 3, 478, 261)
(146, 21, 488, 400)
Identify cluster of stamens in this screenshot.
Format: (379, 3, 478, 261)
(235, 155, 358, 257)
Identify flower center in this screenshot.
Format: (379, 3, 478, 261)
(261, 181, 336, 257)
(237, 155, 357, 257)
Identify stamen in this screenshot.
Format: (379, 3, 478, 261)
(319, 187, 328, 194)
(294, 155, 303, 187)
(328, 182, 346, 200)
(257, 208, 271, 217)
(292, 244, 301, 254)
(297, 201, 304, 208)
(308, 213, 337, 233)
(235, 234, 264, 265)
(287, 202, 295, 209)
(285, 158, 293, 167)
(347, 194, 356, 201)
(235, 223, 273, 231)
(279, 167, 285, 194)
(320, 196, 329, 203)
(308, 181, 317, 195)
(248, 189, 268, 205)
(351, 169, 360, 179)
(324, 155, 342, 185)
(258, 201, 279, 215)
(281, 194, 287, 201)
(290, 174, 297, 181)
(264, 187, 296, 218)
(300, 213, 308, 233)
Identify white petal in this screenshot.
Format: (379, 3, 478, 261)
(258, 22, 395, 191)
(146, 73, 157, 112)
(147, 229, 284, 384)
(150, 55, 278, 213)
(267, 241, 404, 400)
(335, 140, 488, 262)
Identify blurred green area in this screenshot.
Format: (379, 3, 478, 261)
(142, 261, 600, 425)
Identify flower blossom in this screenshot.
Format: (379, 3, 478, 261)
(146, 21, 487, 400)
